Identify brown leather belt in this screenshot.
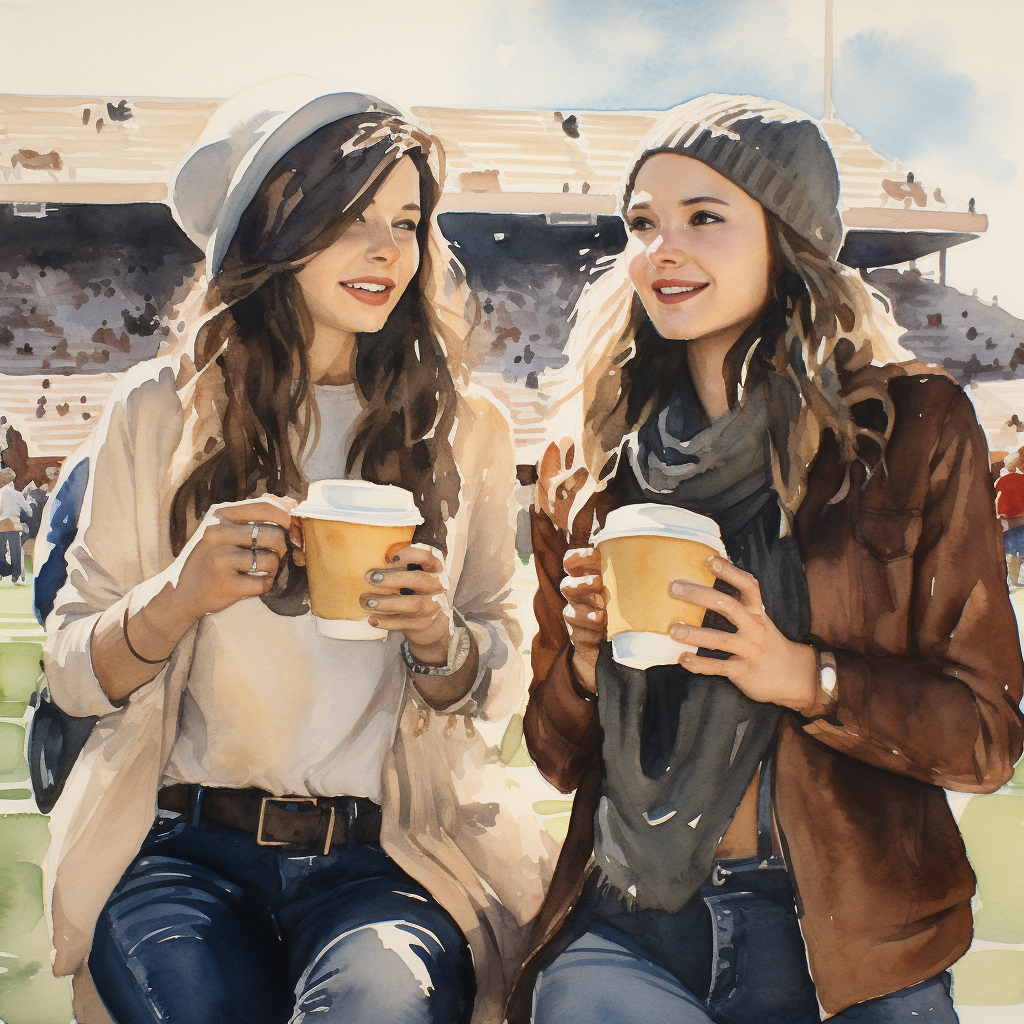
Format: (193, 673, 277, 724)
(158, 784, 382, 854)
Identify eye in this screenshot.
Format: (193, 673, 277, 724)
(690, 210, 724, 227)
(394, 218, 420, 232)
(627, 215, 655, 232)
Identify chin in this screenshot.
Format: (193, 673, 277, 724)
(328, 305, 395, 335)
(646, 312, 702, 341)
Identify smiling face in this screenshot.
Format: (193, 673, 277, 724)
(295, 155, 422, 340)
(625, 153, 773, 348)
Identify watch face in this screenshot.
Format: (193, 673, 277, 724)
(820, 666, 838, 696)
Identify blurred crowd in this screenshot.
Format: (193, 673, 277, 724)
(0, 455, 56, 584)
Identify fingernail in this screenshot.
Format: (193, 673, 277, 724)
(670, 581, 687, 596)
(709, 558, 723, 572)
(366, 598, 379, 609)
(368, 617, 379, 628)
(369, 571, 385, 584)
(670, 624, 688, 640)
(587, 611, 599, 621)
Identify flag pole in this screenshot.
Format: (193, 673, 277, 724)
(824, 0, 835, 120)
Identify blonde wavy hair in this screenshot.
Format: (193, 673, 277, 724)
(540, 130, 913, 534)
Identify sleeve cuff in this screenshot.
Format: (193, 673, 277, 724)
(567, 651, 598, 703)
(541, 644, 599, 739)
(44, 613, 124, 718)
(407, 609, 489, 717)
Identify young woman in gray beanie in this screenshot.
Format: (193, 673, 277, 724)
(511, 95, 1024, 1023)
(41, 78, 552, 1024)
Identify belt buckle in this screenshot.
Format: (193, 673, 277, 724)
(711, 864, 732, 887)
(257, 796, 336, 854)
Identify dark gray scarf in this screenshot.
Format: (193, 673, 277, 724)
(592, 338, 811, 913)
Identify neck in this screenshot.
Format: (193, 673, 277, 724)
(685, 322, 754, 422)
(307, 323, 357, 386)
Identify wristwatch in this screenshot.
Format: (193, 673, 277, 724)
(401, 626, 473, 677)
(816, 648, 838, 701)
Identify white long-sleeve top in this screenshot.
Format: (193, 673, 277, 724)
(164, 384, 402, 802)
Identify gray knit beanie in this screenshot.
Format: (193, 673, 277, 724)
(622, 94, 843, 260)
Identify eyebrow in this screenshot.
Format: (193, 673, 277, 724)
(627, 196, 730, 212)
(366, 201, 421, 211)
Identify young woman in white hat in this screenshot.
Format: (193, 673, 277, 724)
(42, 78, 550, 1024)
(511, 95, 1023, 1023)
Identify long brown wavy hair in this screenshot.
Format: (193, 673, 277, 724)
(170, 113, 465, 564)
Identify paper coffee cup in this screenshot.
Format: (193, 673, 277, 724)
(293, 480, 424, 640)
(592, 504, 726, 670)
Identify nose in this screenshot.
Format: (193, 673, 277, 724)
(646, 226, 690, 270)
(364, 220, 400, 265)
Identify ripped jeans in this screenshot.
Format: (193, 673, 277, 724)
(89, 817, 475, 1024)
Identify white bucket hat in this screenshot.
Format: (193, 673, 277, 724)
(169, 76, 402, 277)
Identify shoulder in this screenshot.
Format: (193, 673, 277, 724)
(857, 370, 990, 514)
(452, 385, 516, 465)
(455, 384, 514, 439)
(85, 361, 186, 487)
(883, 370, 978, 451)
(103, 358, 183, 437)
(886, 368, 963, 415)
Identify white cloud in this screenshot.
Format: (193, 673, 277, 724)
(779, 0, 1024, 314)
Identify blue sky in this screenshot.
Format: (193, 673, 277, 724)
(1, 0, 1022, 311)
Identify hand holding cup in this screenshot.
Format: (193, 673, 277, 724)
(669, 556, 818, 714)
(362, 544, 453, 663)
(292, 479, 424, 640)
(171, 497, 295, 622)
(592, 504, 725, 670)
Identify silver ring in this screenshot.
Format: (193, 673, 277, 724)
(251, 549, 259, 573)
(250, 522, 260, 547)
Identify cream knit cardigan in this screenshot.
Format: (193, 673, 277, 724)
(43, 357, 554, 1024)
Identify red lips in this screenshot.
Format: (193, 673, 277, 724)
(651, 279, 709, 305)
(339, 276, 396, 306)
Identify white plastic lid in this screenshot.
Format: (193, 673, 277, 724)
(592, 503, 725, 555)
(293, 479, 424, 526)
(611, 632, 697, 669)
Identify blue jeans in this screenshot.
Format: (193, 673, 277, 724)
(89, 817, 475, 1024)
(533, 925, 957, 1024)
(1004, 524, 1024, 562)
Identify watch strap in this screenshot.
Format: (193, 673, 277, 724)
(802, 645, 839, 720)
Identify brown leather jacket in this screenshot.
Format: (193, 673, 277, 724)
(511, 374, 1024, 1018)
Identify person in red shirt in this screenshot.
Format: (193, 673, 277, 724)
(996, 448, 1024, 577)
